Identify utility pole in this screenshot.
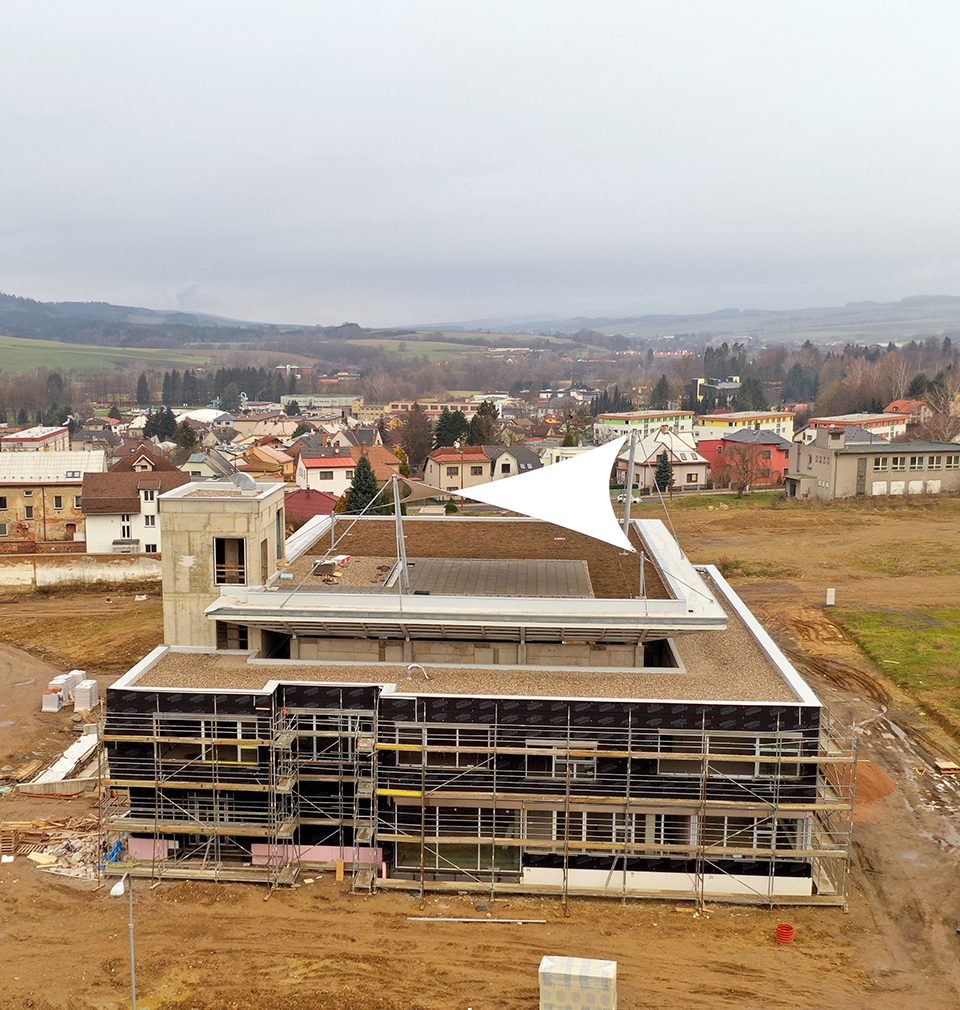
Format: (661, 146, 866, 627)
(621, 428, 639, 535)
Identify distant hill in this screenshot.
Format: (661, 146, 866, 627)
(427, 295, 960, 344)
(0, 291, 401, 351)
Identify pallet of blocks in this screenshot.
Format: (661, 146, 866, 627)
(538, 956, 617, 1010)
(73, 679, 100, 712)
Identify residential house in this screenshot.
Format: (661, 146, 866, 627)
(0, 451, 106, 543)
(699, 429, 792, 489)
(785, 427, 960, 500)
(180, 448, 237, 480)
(884, 399, 932, 425)
(423, 447, 491, 492)
(616, 429, 709, 492)
(537, 445, 592, 466)
(296, 448, 357, 496)
(593, 410, 695, 443)
(693, 411, 795, 442)
(801, 413, 907, 443)
(0, 425, 70, 452)
(71, 429, 121, 456)
(238, 445, 296, 481)
(82, 468, 190, 553)
(283, 488, 340, 526)
(328, 427, 383, 450)
(485, 445, 542, 478)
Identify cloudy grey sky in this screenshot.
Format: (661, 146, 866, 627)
(2, 1, 959, 327)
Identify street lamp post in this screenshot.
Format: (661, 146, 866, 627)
(110, 873, 138, 1009)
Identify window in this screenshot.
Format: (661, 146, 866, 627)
(446, 466, 459, 477)
(0, 496, 6, 509)
(216, 621, 249, 650)
(345, 470, 354, 479)
(946, 455, 960, 470)
(144, 543, 157, 553)
(24, 505, 34, 519)
(316, 470, 333, 480)
(144, 514, 156, 527)
(929, 456, 943, 470)
(891, 456, 906, 471)
(142, 489, 156, 502)
(52, 495, 63, 509)
(873, 457, 888, 472)
(0, 523, 7, 536)
(275, 508, 283, 559)
(23, 489, 33, 497)
(120, 515, 132, 538)
(761, 449, 771, 460)
(658, 731, 802, 780)
(470, 465, 484, 476)
(74, 496, 82, 508)
(686, 472, 697, 483)
(200, 718, 259, 764)
(526, 739, 597, 780)
(909, 456, 924, 471)
(500, 463, 511, 473)
(65, 470, 80, 479)
(214, 537, 246, 585)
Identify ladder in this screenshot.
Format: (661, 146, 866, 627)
(351, 710, 378, 892)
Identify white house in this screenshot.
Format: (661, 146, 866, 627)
(295, 451, 355, 496)
(617, 428, 710, 492)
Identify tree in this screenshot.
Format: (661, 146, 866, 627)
(16, 407, 28, 424)
(467, 400, 501, 445)
(344, 455, 382, 514)
(400, 403, 433, 471)
(716, 442, 765, 496)
(394, 445, 412, 478)
(221, 383, 241, 413)
(292, 421, 313, 438)
(654, 451, 674, 493)
(732, 376, 768, 411)
(434, 408, 470, 447)
(650, 374, 671, 410)
(136, 373, 150, 406)
(285, 400, 301, 416)
(173, 420, 199, 450)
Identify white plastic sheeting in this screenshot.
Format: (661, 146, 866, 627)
(454, 436, 636, 553)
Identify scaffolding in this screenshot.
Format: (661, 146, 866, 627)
(373, 706, 857, 907)
(98, 691, 856, 905)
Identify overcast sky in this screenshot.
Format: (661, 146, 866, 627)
(2, 2, 959, 327)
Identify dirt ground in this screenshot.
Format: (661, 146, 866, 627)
(0, 503, 959, 1009)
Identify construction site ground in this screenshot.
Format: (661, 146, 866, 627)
(1, 495, 959, 1009)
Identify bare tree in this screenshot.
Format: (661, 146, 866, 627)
(919, 371, 960, 442)
(714, 442, 767, 496)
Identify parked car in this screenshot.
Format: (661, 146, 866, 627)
(616, 494, 641, 504)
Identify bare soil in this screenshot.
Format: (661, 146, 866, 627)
(0, 503, 958, 1009)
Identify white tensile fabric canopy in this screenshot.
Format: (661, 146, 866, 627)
(452, 435, 636, 553)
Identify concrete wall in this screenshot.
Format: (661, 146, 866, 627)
(0, 552, 161, 587)
(160, 482, 286, 647)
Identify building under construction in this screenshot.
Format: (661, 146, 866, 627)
(100, 469, 856, 905)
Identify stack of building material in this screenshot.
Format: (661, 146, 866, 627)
(73, 680, 100, 712)
(48, 671, 84, 703)
(41, 689, 63, 713)
(538, 956, 617, 1010)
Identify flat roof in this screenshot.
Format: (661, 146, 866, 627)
(281, 555, 595, 599)
(297, 517, 668, 601)
(125, 570, 813, 706)
(838, 441, 960, 454)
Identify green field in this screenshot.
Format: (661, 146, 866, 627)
(0, 334, 320, 373)
(834, 608, 960, 724)
(348, 337, 492, 361)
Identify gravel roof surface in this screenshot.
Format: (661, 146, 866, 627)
(304, 517, 669, 600)
(133, 591, 799, 703)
